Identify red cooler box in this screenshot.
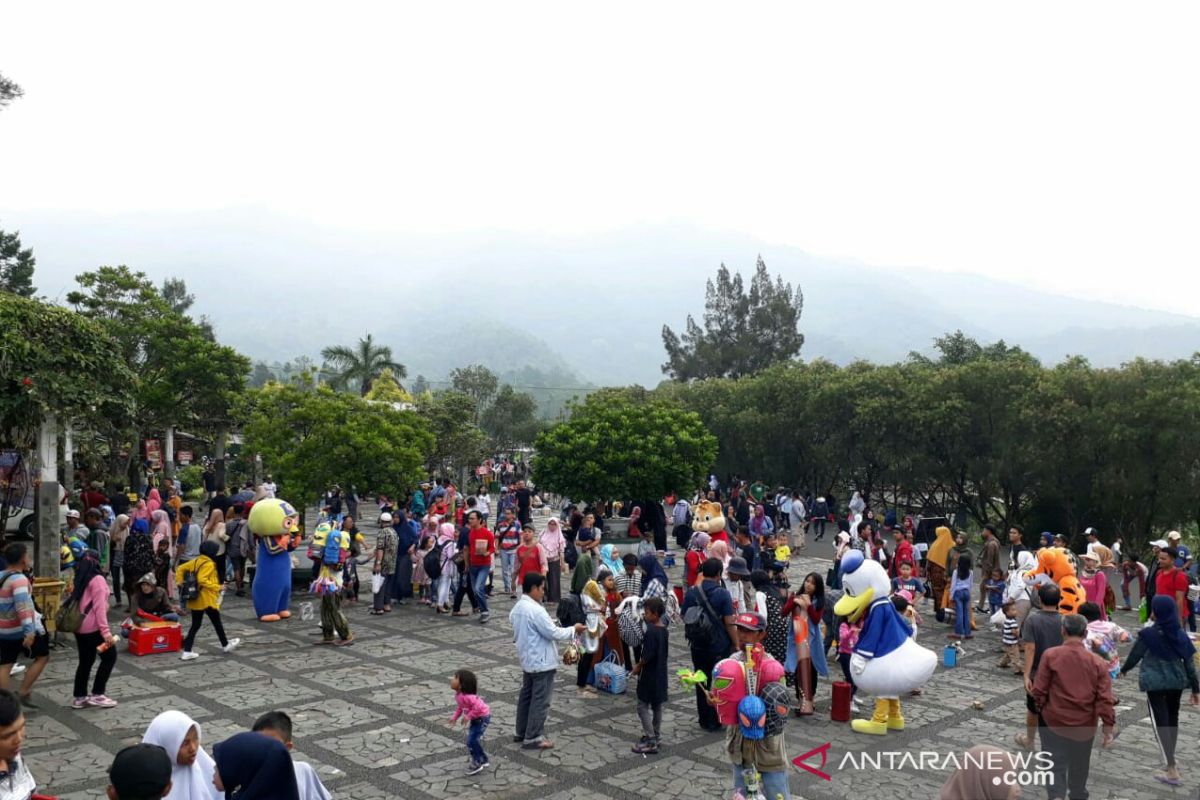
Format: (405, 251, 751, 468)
(830, 681, 853, 722)
(128, 621, 183, 656)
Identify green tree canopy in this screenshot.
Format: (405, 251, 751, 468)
(321, 334, 405, 396)
(416, 390, 488, 476)
(241, 384, 433, 514)
(450, 365, 500, 412)
(534, 389, 717, 502)
(364, 368, 414, 405)
(481, 385, 543, 449)
(661, 256, 804, 381)
(0, 293, 134, 449)
(0, 227, 36, 298)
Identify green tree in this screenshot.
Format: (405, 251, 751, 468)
(534, 389, 717, 502)
(0, 293, 134, 451)
(450, 365, 500, 412)
(241, 384, 433, 518)
(321, 334, 405, 396)
(481, 385, 543, 449)
(416, 390, 488, 476)
(0, 73, 22, 110)
(411, 374, 430, 395)
(249, 362, 274, 388)
(67, 266, 250, 483)
(661, 256, 804, 381)
(0, 227, 36, 298)
(364, 368, 414, 404)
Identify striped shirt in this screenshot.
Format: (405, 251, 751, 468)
(0, 571, 37, 639)
(1002, 616, 1020, 646)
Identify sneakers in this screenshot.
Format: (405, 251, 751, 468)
(632, 738, 659, 754)
(465, 760, 489, 775)
(222, 638, 241, 653)
(180, 651, 200, 661)
(70, 696, 89, 709)
(87, 694, 118, 708)
(479, 613, 490, 624)
(10, 664, 25, 677)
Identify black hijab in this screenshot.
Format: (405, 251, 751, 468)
(70, 551, 102, 603)
(213, 732, 299, 800)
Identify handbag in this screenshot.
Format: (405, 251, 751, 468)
(55, 597, 92, 634)
(617, 596, 645, 647)
(593, 651, 627, 695)
(1138, 598, 1149, 624)
(371, 573, 385, 594)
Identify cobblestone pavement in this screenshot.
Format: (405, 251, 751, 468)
(20, 510, 1199, 799)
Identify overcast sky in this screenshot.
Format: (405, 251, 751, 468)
(3, 1, 1197, 315)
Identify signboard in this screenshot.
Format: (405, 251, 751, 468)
(144, 439, 162, 469)
(177, 450, 193, 465)
(475, 465, 491, 476)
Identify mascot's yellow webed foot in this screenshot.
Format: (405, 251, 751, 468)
(834, 551, 936, 736)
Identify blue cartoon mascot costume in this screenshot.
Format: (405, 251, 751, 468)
(248, 498, 301, 622)
(834, 550, 937, 734)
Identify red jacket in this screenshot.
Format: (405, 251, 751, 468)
(891, 539, 915, 578)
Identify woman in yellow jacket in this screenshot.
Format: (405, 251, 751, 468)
(176, 540, 240, 662)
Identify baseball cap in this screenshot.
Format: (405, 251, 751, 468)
(379, 512, 393, 524)
(1150, 539, 1168, 548)
(1084, 527, 1098, 537)
(109, 743, 172, 799)
(1167, 530, 1182, 541)
(66, 509, 81, 519)
(733, 612, 766, 631)
(726, 557, 751, 578)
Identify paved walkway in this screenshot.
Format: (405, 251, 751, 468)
(18, 512, 1197, 799)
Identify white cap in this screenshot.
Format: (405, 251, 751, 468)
(379, 513, 393, 524)
(1150, 539, 1168, 548)
(66, 509, 81, 518)
(1167, 530, 1182, 541)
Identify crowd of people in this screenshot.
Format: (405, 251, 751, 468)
(4, 470, 1199, 799)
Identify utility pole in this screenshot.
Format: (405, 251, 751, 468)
(34, 414, 61, 579)
(164, 426, 175, 480)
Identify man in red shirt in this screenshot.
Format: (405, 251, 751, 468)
(82, 481, 108, 514)
(890, 528, 915, 578)
(1155, 547, 1190, 621)
(466, 511, 496, 624)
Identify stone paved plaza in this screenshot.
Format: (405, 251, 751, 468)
(18, 516, 1200, 799)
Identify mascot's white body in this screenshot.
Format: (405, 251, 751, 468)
(834, 550, 937, 734)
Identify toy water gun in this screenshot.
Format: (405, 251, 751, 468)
(677, 668, 708, 687)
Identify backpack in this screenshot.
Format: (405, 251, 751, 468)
(323, 529, 348, 567)
(179, 567, 200, 602)
(424, 542, 445, 581)
(682, 586, 719, 648)
(556, 594, 586, 627)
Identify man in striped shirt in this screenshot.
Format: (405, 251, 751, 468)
(0, 545, 48, 708)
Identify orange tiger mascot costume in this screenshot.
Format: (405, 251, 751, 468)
(1025, 547, 1086, 614)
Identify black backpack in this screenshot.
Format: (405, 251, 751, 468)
(180, 568, 200, 602)
(424, 542, 444, 581)
(556, 594, 585, 627)
(682, 586, 719, 648)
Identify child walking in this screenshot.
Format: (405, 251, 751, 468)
(949, 552, 974, 640)
(836, 616, 861, 712)
(631, 596, 668, 754)
(997, 600, 1023, 673)
(983, 568, 1006, 615)
(414, 535, 433, 605)
(448, 669, 491, 775)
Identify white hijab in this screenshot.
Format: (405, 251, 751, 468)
(143, 710, 223, 800)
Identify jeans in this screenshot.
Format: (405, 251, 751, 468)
(499, 550, 517, 592)
(73, 630, 117, 698)
(954, 590, 971, 637)
(466, 714, 490, 764)
(731, 766, 790, 800)
(183, 608, 229, 652)
(515, 669, 556, 744)
(1146, 689, 1183, 767)
(1039, 725, 1094, 800)
(470, 566, 490, 615)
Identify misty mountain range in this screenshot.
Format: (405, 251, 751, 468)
(10, 208, 1200, 404)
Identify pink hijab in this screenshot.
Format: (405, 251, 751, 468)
(150, 509, 171, 550)
(131, 498, 150, 522)
(146, 488, 162, 514)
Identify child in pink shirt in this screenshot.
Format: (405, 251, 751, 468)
(448, 669, 491, 775)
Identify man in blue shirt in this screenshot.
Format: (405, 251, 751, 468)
(509, 573, 584, 751)
(681, 558, 738, 732)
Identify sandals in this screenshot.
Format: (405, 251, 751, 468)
(452, 611, 470, 617)
(1155, 774, 1184, 787)
(368, 610, 385, 616)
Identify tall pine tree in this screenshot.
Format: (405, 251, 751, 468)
(0, 227, 36, 297)
(661, 256, 803, 380)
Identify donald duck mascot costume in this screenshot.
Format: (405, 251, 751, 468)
(834, 550, 937, 734)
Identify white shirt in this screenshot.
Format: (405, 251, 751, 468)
(262, 482, 277, 498)
(475, 494, 491, 515)
(293, 761, 331, 800)
(0, 757, 35, 800)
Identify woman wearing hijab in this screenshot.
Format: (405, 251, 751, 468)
(70, 550, 121, 709)
(176, 541, 240, 661)
(131, 498, 151, 525)
(752, 569, 789, 665)
(1119, 595, 1200, 787)
(749, 504, 774, 541)
(829, 531, 851, 590)
(143, 710, 222, 800)
(538, 518, 568, 602)
(638, 553, 669, 602)
(1005, 550, 1037, 630)
(434, 522, 458, 613)
(684, 532, 711, 587)
(570, 552, 594, 598)
(213, 731, 299, 800)
(938, 745, 1021, 800)
(151, 509, 176, 597)
(599, 544, 623, 578)
(392, 510, 417, 604)
(124, 517, 157, 613)
(707, 540, 731, 582)
(108, 514, 131, 607)
(146, 487, 163, 515)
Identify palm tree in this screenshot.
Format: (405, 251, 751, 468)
(320, 334, 406, 396)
